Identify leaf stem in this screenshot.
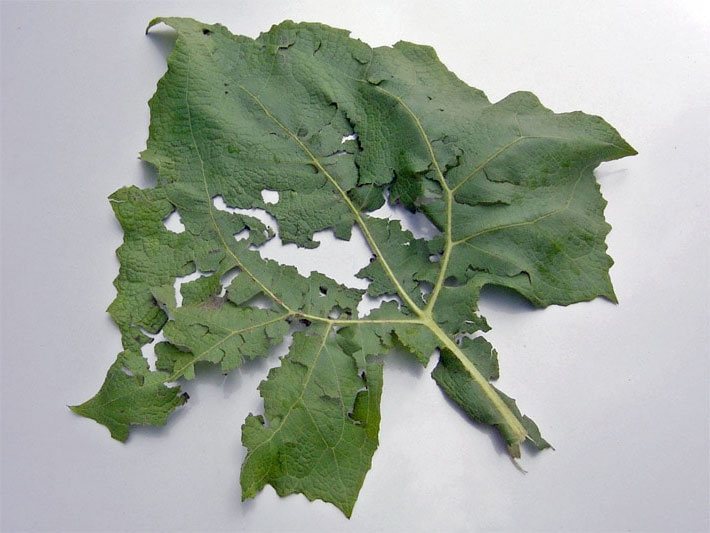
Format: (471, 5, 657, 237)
(423, 317, 528, 448)
(424, 189, 452, 313)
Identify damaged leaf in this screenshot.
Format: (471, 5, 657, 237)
(72, 17, 635, 517)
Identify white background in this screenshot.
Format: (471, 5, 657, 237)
(1, 1, 708, 531)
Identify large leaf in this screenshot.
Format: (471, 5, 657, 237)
(72, 17, 635, 516)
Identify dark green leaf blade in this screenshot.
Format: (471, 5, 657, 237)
(70, 351, 187, 442)
(240, 325, 383, 517)
(432, 337, 550, 457)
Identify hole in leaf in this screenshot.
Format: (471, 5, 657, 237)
(261, 189, 279, 204)
(139, 329, 165, 372)
(369, 189, 441, 240)
(341, 133, 358, 144)
(259, 227, 371, 289)
(213, 195, 277, 231)
(219, 268, 240, 297)
(173, 270, 208, 307)
(357, 294, 402, 318)
(163, 210, 185, 233)
(214, 199, 372, 298)
(233, 228, 249, 242)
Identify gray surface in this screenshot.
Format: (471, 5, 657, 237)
(1, 1, 708, 531)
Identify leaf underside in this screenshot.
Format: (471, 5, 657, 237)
(72, 17, 635, 517)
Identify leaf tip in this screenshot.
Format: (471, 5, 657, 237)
(506, 442, 522, 460)
(334, 499, 355, 519)
(617, 141, 638, 159)
(509, 455, 528, 474)
(605, 287, 619, 305)
(145, 17, 164, 35)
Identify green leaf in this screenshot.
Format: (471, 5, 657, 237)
(432, 336, 551, 457)
(240, 325, 383, 517)
(70, 351, 188, 442)
(72, 17, 635, 516)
